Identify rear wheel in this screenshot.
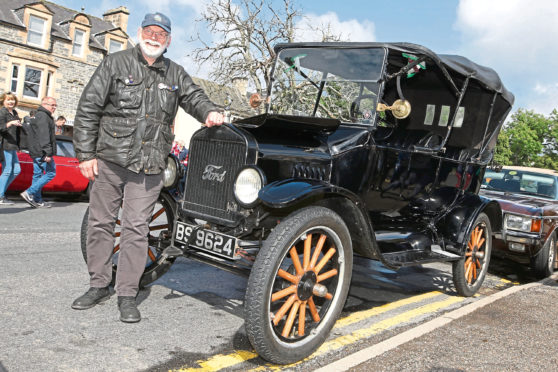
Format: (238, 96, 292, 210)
(453, 212, 492, 297)
(245, 206, 353, 364)
(531, 234, 556, 279)
(80, 192, 176, 287)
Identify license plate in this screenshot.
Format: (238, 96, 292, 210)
(173, 221, 237, 259)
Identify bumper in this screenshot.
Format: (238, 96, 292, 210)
(493, 230, 543, 256)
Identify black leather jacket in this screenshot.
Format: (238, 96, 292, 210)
(27, 106, 56, 160)
(73, 45, 219, 174)
(0, 107, 21, 151)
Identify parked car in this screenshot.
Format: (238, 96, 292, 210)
(2, 135, 90, 198)
(480, 166, 558, 278)
(81, 42, 514, 363)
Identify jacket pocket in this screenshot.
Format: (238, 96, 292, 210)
(157, 81, 178, 116)
(96, 117, 137, 165)
(114, 76, 144, 109)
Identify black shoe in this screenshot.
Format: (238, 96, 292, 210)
(71, 287, 111, 310)
(118, 296, 141, 323)
(20, 191, 39, 208)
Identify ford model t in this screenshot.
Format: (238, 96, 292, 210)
(81, 42, 513, 363)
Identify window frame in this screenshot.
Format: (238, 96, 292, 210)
(22, 66, 43, 99)
(10, 65, 19, 93)
(72, 28, 86, 57)
(108, 39, 123, 54)
(27, 14, 46, 47)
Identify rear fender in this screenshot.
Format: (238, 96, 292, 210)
(437, 194, 502, 255)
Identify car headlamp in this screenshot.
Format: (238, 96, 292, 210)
(504, 214, 541, 233)
(234, 166, 265, 207)
(163, 155, 179, 189)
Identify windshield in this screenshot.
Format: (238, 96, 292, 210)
(270, 47, 386, 124)
(482, 169, 557, 199)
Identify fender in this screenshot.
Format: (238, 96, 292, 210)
(437, 193, 502, 255)
(260, 179, 393, 266)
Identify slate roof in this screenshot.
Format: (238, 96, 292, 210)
(0, 0, 131, 52)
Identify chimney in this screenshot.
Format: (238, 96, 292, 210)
(103, 6, 129, 32)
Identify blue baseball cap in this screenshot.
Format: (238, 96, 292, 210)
(141, 12, 171, 33)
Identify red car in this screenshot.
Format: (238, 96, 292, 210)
(2, 135, 90, 198)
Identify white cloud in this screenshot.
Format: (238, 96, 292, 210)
(455, 0, 558, 113)
(138, 0, 209, 15)
(295, 12, 375, 42)
(527, 83, 558, 115)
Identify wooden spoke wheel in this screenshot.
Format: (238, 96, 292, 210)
(80, 192, 177, 288)
(245, 206, 353, 364)
(453, 212, 492, 297)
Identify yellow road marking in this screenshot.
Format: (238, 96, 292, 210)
(335, 290, 442, 328)
(173, 291, 462, 372)
(174, 350, 258, 372)
(263, 295, 465, 371)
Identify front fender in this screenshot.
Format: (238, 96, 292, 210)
(259, 179, 343, 208)
(259, 178, 386, 263)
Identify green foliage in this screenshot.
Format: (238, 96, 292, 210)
(494, 108, 558, 168)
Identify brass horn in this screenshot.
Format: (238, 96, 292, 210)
(377, 99, 411, 119)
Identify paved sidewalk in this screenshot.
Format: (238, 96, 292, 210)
(318, 273, 558, 372)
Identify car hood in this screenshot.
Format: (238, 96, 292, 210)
(479, 189, 556, 213)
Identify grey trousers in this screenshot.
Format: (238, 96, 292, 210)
(86, 159, 163, 297)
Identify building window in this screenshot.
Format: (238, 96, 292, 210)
(11, 65, 19, 93)
(27, 15, 46, 46)
(23, 67, 42, 98)
(46, 71, 53, 96)
(72, 29, 85, 56)
(108, 39, 123, 54)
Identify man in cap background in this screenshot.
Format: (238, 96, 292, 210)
(71, 12, 224, 323)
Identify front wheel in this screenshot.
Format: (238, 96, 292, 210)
(245, 206, 353, 364)
(531, 234, 556, 279)
(452, 212, 492, 297)
(80, 192, 176, 288)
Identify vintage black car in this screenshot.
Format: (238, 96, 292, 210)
(82, 42, 514, 364)
(480, 166, 558, 278)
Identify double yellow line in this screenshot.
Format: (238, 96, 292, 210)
(173, 290, 467, 371)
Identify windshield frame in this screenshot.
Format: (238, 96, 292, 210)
(267, 46, 387, 125)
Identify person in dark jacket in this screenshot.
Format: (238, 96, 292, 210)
(20, 97, 57, 208)
(0, 92, 23, 205)
(71, 12, 224, 323)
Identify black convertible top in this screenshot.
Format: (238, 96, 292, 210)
(274, 42, 514, 106)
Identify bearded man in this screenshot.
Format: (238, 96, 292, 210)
(71, 12, 223, 323)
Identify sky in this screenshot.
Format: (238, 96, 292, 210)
(56, 0, 558, 117)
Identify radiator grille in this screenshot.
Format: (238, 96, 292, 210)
(181, 128, 247, 225)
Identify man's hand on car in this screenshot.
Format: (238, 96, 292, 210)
(205, 111, 225, 127)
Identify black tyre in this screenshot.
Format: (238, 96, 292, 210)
(531, 234, 556, 279)
(80, 192, 176, 288)
(452, 212, 492, 297)
(245, 206, 353, 364)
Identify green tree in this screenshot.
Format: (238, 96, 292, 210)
(494, 109, 558, 168)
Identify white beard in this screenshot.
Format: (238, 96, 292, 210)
(138, 35, 168, 59)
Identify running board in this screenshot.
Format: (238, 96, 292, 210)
(382, 248, 461, 267)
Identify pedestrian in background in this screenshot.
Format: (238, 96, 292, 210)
(55, 115, 66, 135)
(20, 97, 57, 208)
(0, 92, 23, 205)
(71, 11, 224, 323)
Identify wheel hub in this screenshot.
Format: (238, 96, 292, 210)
(297, 271, 317, 301)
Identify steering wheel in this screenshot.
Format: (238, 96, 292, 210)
(350, 94, 377, 120)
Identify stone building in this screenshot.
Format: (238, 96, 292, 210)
(0, 0, 255, 147)
(0, 0, 131, 127)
